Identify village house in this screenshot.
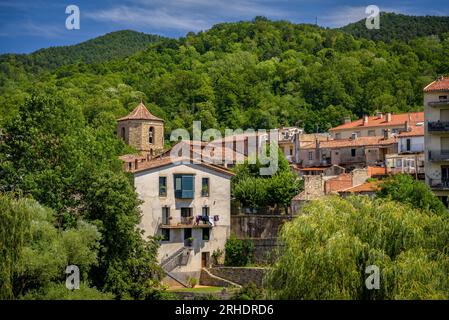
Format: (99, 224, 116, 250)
(329, 111, 424, 140)
(424, 76, 449, 207)
(298, 132, 398, 170)
(117, 102, 233, 287)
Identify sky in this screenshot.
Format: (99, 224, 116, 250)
(0, 0, 448, 54)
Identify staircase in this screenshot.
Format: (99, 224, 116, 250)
(161, 246, 191, 287)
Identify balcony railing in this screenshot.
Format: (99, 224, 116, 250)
(428, 150, 449, 161)
(160, 215, 216, 228)
(428, 100, 449, 107)
(428, 121, 449, 133)
(429, 179, 449, 189)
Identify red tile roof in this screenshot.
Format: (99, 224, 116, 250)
(397, 125, 424, 138)
(340, 180, 381, 193)
(302, 136, 397, 149)
(329, 112, 423, 131)
(128, 155, 234, 176)
(423, 76, 449, 93)
(118, 102, 163, 122)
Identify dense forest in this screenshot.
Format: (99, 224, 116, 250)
(1, 14, 449, 299)
(0, 30, 165, 73)
(341, 12, 449, 43)
(1, 16, 448, 134)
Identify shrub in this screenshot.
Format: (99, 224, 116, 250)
(224, 234, 254, 266)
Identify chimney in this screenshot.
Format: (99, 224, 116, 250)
(385, 112, 392, 122)
(351, 132, 358, 140)
(315, 138, 320, 149)
(405, 121, 410, 132)
(343, 116, 351, 124)
(383, 129, 391, 140)
(376, 111, 383, 119)
(363, 115, 369, 126)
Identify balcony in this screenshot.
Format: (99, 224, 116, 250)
(160, 215, 216, 229)
(428, 100, 449, 108)
(428, 121, 449, 133)
(428, 150, 449, 161)
(429, 179, 449, 190)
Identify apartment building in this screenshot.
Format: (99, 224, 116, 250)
(329, 111, 424, 140)
(424, 76, 449, 207)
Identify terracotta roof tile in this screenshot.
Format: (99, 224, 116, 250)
(340, 180, 381, 193)
(302, 136, 397, 149)
(423, 76, 449, 93)
(118, 102, 163, 122)
(397, 125, 424, 138)
(329, 112, 423, 131)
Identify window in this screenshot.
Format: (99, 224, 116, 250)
(162, 206, 170, 225)
(351, 149, 356, 157)
(289, 147, 293, 156)
(184, 228, 192, 240)
(202, 228, 210, 241)
(159, 177, 167, 196)
(335, 133, 341, 140)
(308, 151, 313, 161)
(368, 130, 375, 136)
(121, 127, 125, 139)
(406, 139, 411, 151)
(148, 127, 154, 144)
(161, 229, 170, 241)
(439, 95, 448, 101)
(202, 206, 209, 218)
(181, 208, 193, 224)
(174, 174, 195, 198)
(201, 178, 209, 197)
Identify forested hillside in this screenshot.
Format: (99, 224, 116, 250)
(341, 12, 449, 43)
(0, 30, 165, 73)
(1, 17, 448, 133)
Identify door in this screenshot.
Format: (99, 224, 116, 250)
(181, 207, 193, 224)
(442, 166, 449, 183)
(201, 252, 210, 268)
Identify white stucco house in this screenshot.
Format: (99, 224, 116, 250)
(130, 156, 233, 286)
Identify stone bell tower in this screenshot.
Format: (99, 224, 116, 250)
(117, 102, 164, 156)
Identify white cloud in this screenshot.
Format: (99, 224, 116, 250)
(85, 0, 290, 33)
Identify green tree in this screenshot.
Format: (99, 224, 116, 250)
(224, 234, 254, 267)
(266, 196, 449, 299)
(377, 174, 447, 215)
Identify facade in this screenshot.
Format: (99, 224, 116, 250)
(329, 112, 424, 140)
(424, 76, 449, 207)
(131, 158, 233, 286)
(298, 134, 398, 170)
(117, 102, 165, 156)
(386, 126, 425, 176)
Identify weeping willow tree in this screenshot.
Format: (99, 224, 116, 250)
(265, 196, 449, 299)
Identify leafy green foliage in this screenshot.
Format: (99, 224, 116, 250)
(232, 149, 301, 209)
(224, 234, 254, 267)
(341, 12, 449, 43)
(232, 282, 264, 300)
(266, 196, 449, 299)
(377, 174, 447, 215)
(0, 194, 102, 299)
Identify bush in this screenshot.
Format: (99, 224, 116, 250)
(224, 234, 254, 266)
(232, 282, 264, 300)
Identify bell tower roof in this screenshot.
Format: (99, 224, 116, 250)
(118, 102, 164, 122)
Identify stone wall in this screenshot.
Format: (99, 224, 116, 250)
(206, 267, 269, 287)
(231, 215, 291, 239)
(250, 238, 279, 264)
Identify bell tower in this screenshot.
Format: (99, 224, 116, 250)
(117, 102, 164, 155)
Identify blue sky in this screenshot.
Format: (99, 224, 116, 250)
(0, 0, 448, 54)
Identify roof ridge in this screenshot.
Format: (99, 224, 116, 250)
(118, 102, 164, 122)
